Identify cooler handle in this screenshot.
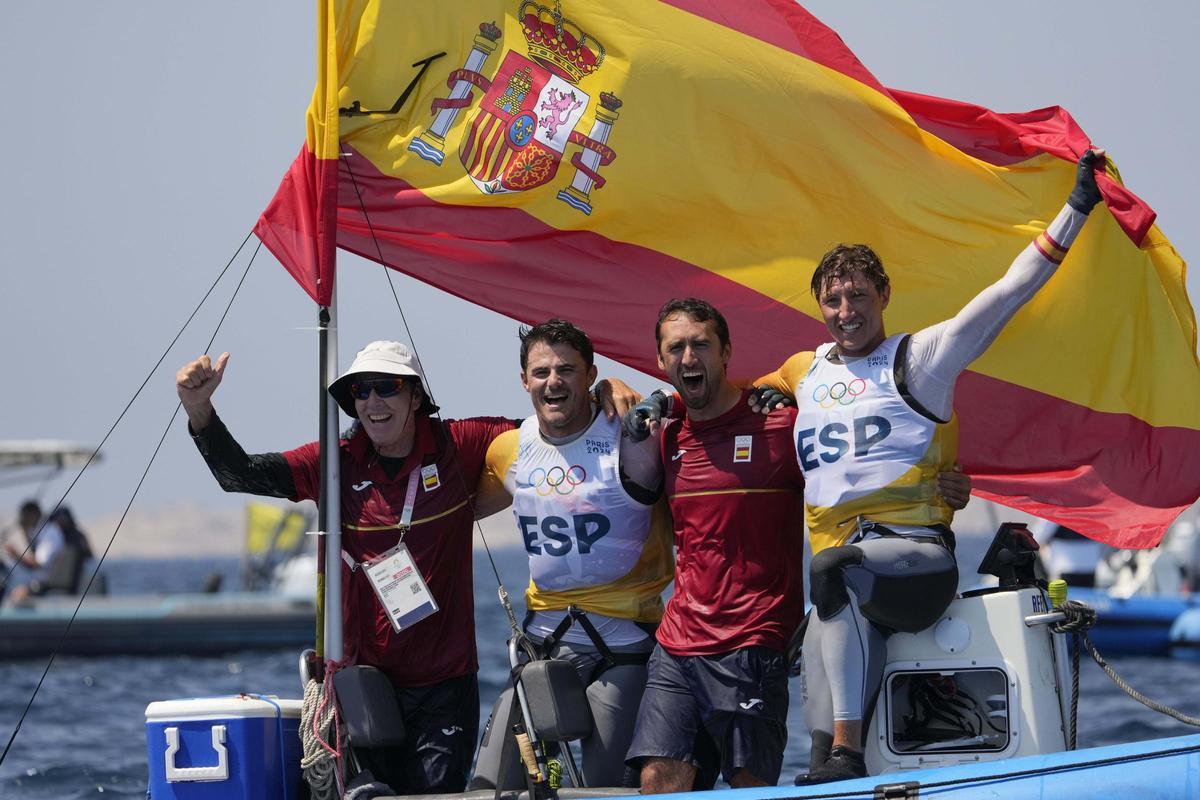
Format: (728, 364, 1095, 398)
(164, 725, 228, 782)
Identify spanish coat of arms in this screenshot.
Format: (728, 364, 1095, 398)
(409, 1, 621, 215)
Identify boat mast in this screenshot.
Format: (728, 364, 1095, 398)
(317, 288, 343, 662)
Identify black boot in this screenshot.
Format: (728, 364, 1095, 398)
(793, 745, 867, 785)
(811, 730, 833, 765)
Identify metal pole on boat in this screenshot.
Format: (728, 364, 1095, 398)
(318, 290, 343, 662)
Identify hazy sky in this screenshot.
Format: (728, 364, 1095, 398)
(2, 2, 1196, 528)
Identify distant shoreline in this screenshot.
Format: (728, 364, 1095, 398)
(85, 502, 524, 558)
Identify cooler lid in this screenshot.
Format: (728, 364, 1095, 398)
(145, 695, 302, 721)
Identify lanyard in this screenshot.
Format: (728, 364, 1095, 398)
(398, 466, 421, 532)
(341, 467, 423, 571)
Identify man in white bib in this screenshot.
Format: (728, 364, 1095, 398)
(752, 150, 1107, 783)
(471, 319, 672, 789)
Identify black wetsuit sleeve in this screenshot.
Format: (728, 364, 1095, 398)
(189, 412, 296, 498)
(620, 462, 662, 505)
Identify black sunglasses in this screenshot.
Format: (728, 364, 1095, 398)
(349, 377, 410, 400)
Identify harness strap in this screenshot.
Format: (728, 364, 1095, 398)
(535, 606, 652, 683)
(894, 334, 947, 423)
(539, 611, 578, 656)
(856, 520, 956, 553)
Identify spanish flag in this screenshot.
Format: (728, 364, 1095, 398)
(256, 0, 1200, 548)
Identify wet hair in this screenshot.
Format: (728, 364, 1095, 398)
(810, 244, 890, 299)
(655, 298, 730, 349)
(519, 319, 595, 371)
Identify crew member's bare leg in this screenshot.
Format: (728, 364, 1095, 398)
(729, 768, 768, 788)
(640, 757, 695, 795)
(832, 720, 862, 753)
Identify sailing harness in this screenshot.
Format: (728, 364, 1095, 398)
(533, 605, 654, 683)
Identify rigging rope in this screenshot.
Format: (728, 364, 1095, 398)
(0, 237, 261, 769)
(1053, 600, 1200, 728)
(300, 664, 345, 800)
(339, 151, 525, 642)
(0, 231, 256, 598)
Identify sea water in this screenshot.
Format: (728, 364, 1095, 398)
(1, 551, 1199, 798)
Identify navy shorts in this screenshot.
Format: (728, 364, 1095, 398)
(626, 645, 788, 787)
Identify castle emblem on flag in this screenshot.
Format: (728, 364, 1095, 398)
(408, 1, 621, 214)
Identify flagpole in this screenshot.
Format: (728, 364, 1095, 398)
(317, 287, 343, 663)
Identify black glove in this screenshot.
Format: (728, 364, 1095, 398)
(1067, 149, 1103, 214)
(622, 390, 670, 442)
(749, 385, 794, 412)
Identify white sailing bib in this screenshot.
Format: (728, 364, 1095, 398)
(512, 414, 652, 591)
(794, 335, 956, 550)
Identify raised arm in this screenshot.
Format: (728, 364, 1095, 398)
(176, 352, 297, 498)
(176, 352, 229, 432)
(905, 150, 1105, 420)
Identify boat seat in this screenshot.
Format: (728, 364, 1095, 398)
(333, 665, 406, 747)
(519, 658, 593, 741)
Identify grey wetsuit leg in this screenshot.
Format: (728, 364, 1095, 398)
(579, 661, 647, 786)
(800, 612, 834, 768)
(807, 535, 957, 731)
(821, 589, 886, 721)
(801, 613, 832, 734)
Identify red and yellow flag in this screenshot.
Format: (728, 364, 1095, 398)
(256, 0, 1200, 547)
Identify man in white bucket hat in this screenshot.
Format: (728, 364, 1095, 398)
(177, 340, 515, 794)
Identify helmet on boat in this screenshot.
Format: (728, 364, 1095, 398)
(329, 340, 439, 417)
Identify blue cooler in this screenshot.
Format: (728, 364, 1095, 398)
(145, 695, 303, 800)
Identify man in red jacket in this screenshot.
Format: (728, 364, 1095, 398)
(177, 341, 514, 794)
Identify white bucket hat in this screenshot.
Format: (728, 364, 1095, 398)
(328, 340, 437, 418)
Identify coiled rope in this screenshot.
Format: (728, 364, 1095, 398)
(300, 663, 346, 800)
(1052, 599, 1200, 748)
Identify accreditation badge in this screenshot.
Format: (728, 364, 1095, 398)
(363, 542, 439, 632)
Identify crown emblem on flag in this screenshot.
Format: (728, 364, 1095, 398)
(478, 21, 503, 43)
(410, 1, 621, 214)
(520, 0, 605, 84)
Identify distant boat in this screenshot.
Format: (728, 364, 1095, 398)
(0, 488, 318, 659)
(0, 591, 314, 659)
(0, 439, 99, 490)
(1053, 517, 1200, 657)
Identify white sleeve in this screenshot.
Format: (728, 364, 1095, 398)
(904, 205, 1089, 420)
(33, 522, 65, 567)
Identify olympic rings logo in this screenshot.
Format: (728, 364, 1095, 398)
(529, 465, 588, 496)
(812, 379, 867, 408)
